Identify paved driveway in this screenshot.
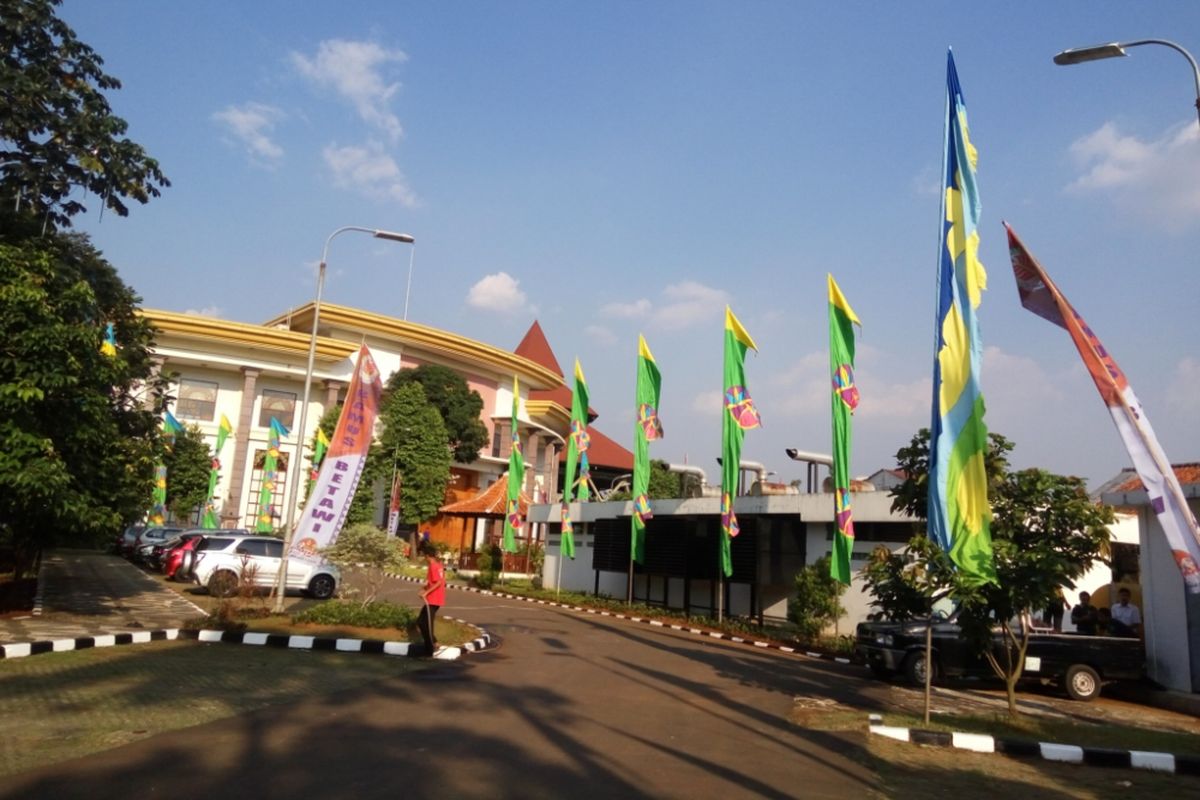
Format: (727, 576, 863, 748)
(2, 572, 886, 799)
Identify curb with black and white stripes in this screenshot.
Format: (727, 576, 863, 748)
(386, 573, 853, 667)
(0, 618, 493, 662)
(867, 714, 1200, 776)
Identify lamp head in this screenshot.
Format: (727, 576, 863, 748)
(1054, 43, 1127, 65)
(373, 229, 415, 243)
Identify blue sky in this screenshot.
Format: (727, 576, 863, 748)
(60, 1, 1200, 491)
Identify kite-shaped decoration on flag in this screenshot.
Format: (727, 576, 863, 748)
(637, 403, 663, 441)
(724, 385, 761, 431)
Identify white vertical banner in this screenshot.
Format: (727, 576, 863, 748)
(289, 345, 382, 560)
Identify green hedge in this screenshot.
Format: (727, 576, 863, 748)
(292, 600, 417, 629)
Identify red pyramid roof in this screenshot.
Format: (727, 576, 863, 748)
(439, 473, 531, 518)
(514, 320, 597, 421)
(563, 425, 634, 471)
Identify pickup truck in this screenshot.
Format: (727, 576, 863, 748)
(855, 615, 1144, 701)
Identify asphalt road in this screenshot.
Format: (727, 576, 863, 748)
(2, 574, 889, 799)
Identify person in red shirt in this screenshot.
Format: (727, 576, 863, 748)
(417, 534, 446, 657)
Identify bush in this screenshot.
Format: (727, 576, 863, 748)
(474, 543, 502, 589)
(292, 599, 416, 630)
(788, 555, 846, 641)
(323, 523, 409, 606)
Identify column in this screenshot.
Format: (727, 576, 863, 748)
(221, 367, 260, 527)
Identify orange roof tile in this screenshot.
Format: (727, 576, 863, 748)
(514, 320, 597, 421)
(439, 473, 531, 518)
(1112, 463, 1200, 493)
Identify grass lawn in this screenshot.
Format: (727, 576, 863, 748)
(793, 701, 1200, 798)
(0, 640, 421, 777)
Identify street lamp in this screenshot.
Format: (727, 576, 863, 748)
(272, 225, 415, 612)
(1053, 39, 1200, 127)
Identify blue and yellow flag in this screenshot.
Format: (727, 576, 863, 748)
(163, 411, 183, 448)
(929, 51, 995, 584)
(100, 323, 118, 357)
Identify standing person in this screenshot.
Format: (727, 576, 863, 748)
(1070, 591, 1098, 634)
(1110, 587, 1142, 638)
(417, 534, 446, 656)
(1043, 588, 1065, 632)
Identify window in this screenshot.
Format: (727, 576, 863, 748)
(235, 540, 268, 557)
(264, 540, 284, 558)
(177, 378, 218, 421)
(259, 389, 297, 429)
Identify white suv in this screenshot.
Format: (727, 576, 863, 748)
(191, 534, 339, 600)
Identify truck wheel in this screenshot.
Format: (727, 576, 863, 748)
(903, 652, 936, 687)
(308, 574, 336, 600)
(1065, 664, 1101, 701)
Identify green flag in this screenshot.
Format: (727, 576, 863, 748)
(502, 376, 523, 553)
(256, 417, 288, 533)
(720, 307, 760, 578)
(560, 359, 590, 560)
(631, 335, 663, 565)
(828, 275, 861, 585)
(201, 414, 234, 529)
(150, 463, 167, 525)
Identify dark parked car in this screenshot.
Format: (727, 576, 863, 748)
(131, 527, 183, 564)
(856, 613, 1144, 701)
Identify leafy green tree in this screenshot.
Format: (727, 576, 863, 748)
(323, 523, 407, 606)
(388, 364, 488, 463)
(0, 212, 166, 574)
(866, 429, 1113, 716)
(1, 0, 169, 228)
(607, 460, 679, 501)
(378, 382, 452, 525)
(162, 423, 212, 523)
(788, 555, 846, 641)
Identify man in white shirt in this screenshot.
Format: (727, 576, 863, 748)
(1110, 587, 1142, 638)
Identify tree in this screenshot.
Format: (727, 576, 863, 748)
(865, 428, 1113, 716)
(162, 424, 212, 523)
(607, 460, 679, 501)
(378, 383, 451, 526)
(388, 365, 488, 463)
(789, 555, 846, 641)
(323, 523, 407, 606)
(1, 0, 169, 229)
(0, 211, 166, 575)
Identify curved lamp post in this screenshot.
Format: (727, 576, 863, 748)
(272, 225, 414, 612)
(1053, 39, 1200, 127)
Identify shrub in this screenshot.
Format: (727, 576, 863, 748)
(323, 523, 409, 606)
(788, 555, 846, 641)
(293, 599, 416, 630)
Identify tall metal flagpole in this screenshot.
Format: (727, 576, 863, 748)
(272, 226, 413, 613)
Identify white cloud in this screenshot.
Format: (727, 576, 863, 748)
(1167, 356, 1200, 416)
(466, 272, 531, 314)
(291, 39, 407, 142)
(657, 281, 729, 330)
(323, 142, 418, 207)
(212, 102, 284, 164)
(911, 163, 941, 197)
(691, 389, 724, 417)
(600, 298, 652, 318)
(183, 305, 222, 318)
(1066, 121, 1200, 232)
(584, 324, 617, 346)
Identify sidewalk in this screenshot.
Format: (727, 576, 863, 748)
(0, 549, 205, 644)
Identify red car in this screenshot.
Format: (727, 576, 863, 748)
(163, 533, 204, 580)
